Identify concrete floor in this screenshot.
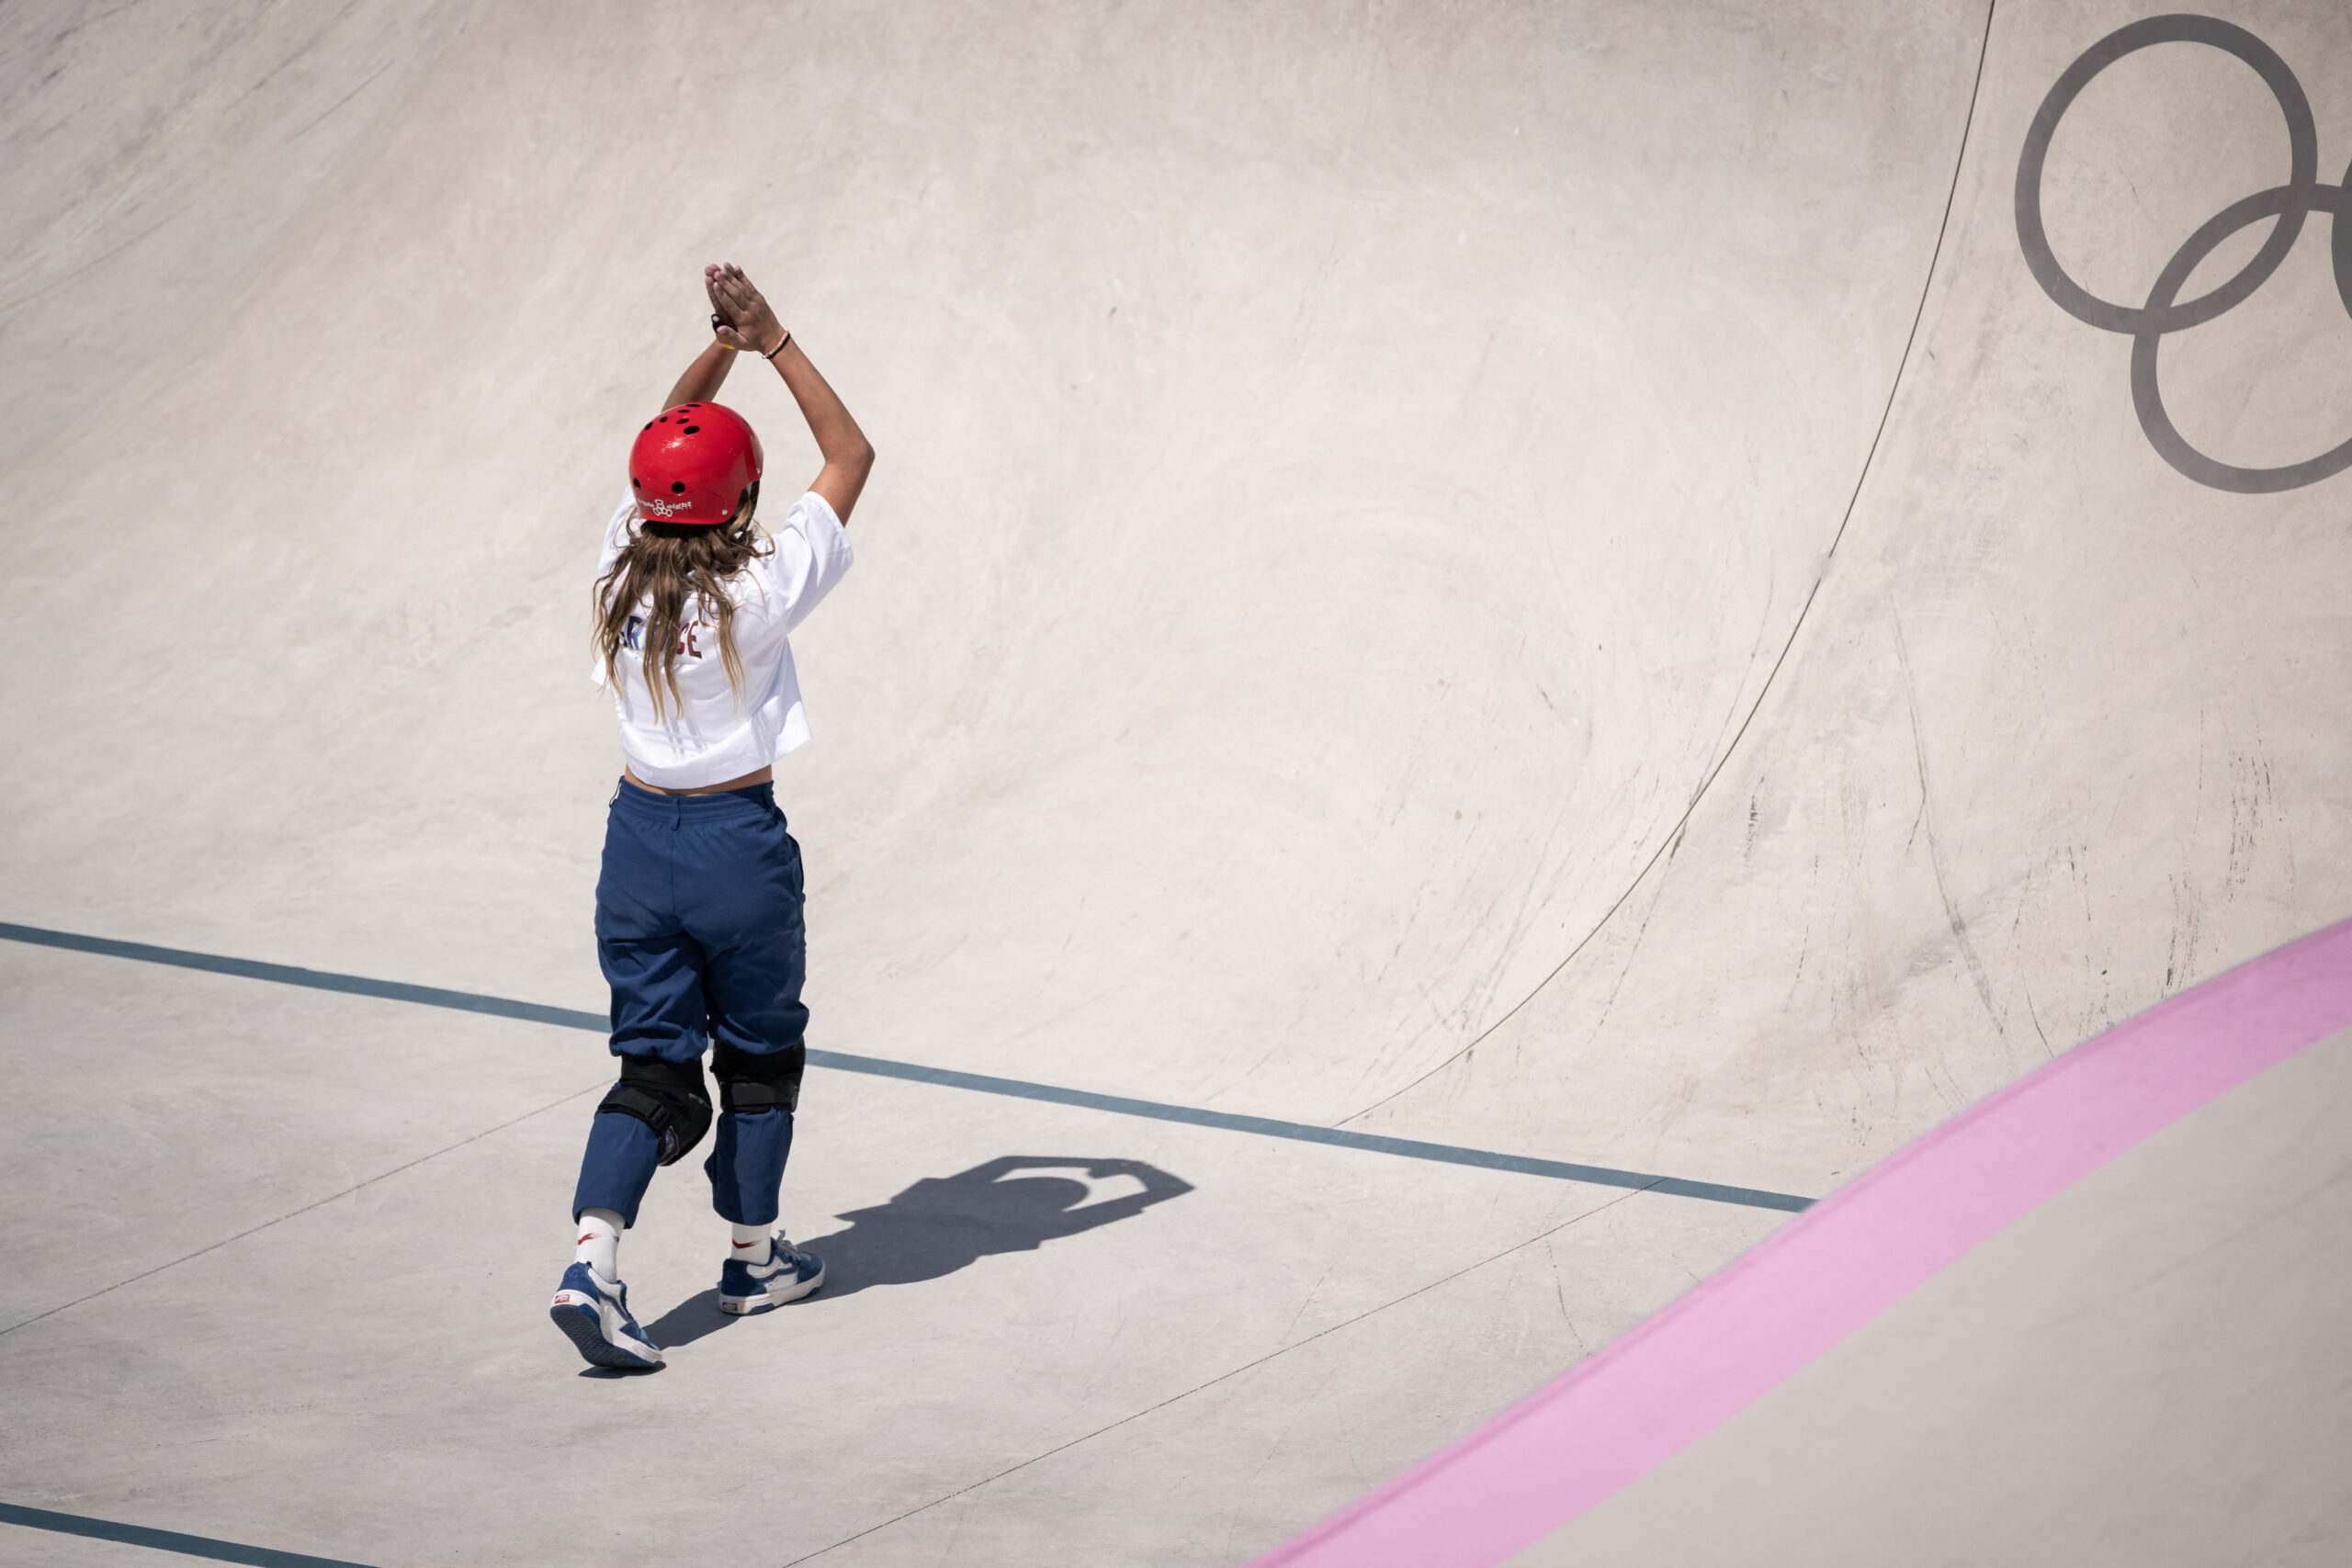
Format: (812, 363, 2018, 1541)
(1, 0, 2346, 1563)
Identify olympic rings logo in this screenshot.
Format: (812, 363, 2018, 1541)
(2017, 15, 2352, 493)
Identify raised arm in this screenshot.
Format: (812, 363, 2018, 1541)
(707, 263, 876, 524)
(662, 337, 738, 412)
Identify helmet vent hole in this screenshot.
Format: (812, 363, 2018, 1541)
(631, 478, 641, 489)
(671, 481, 686, 494)
(684, 425, 700, 434)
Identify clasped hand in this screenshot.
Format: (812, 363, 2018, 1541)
(707, 263, 786, 356)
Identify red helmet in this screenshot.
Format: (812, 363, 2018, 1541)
(628, 401, 763, 525)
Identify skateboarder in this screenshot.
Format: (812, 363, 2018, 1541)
(549, 263, 874, 1370)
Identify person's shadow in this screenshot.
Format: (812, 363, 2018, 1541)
(642, 1156, 1191, 1352)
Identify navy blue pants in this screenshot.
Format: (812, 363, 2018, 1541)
(571, 778, 807, 1229)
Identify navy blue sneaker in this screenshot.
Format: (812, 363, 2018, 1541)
(718, 1233, 825, 1314)
(550, 1261, 663, 1369)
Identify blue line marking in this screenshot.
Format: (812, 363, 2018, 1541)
(0, 921, 1811, 1213)
(0, 1502, 379, 1567)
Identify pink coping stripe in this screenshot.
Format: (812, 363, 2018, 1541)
(1249, 915, 2352, 1568)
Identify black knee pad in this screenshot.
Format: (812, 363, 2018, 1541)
(712, 1039, 805, 1115)
(597, 1055, 713, 1166)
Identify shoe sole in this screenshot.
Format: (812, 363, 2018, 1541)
(718, 1262, 827, 1314)
(550, 1294, 662, 1369)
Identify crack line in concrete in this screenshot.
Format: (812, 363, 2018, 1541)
(0, 1079, 604, 1339)
(1337, 0, 2005, 1129)
(774, 1184, 1661, 1567)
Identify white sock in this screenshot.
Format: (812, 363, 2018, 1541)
(729, 1222, 772, 1263)
(575, 1209, 624, 1279)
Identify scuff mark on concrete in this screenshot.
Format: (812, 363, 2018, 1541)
(1893, 607, 2005, 1042)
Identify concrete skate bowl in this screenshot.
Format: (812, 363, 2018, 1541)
(1, 2, 2346, 1565)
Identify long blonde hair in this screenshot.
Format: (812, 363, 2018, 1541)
(594, 503, 764, 721)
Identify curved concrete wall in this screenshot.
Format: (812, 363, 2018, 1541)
(2, 1, 2345, 1563)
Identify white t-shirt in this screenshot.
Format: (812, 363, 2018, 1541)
(591, 487, 854, 787)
